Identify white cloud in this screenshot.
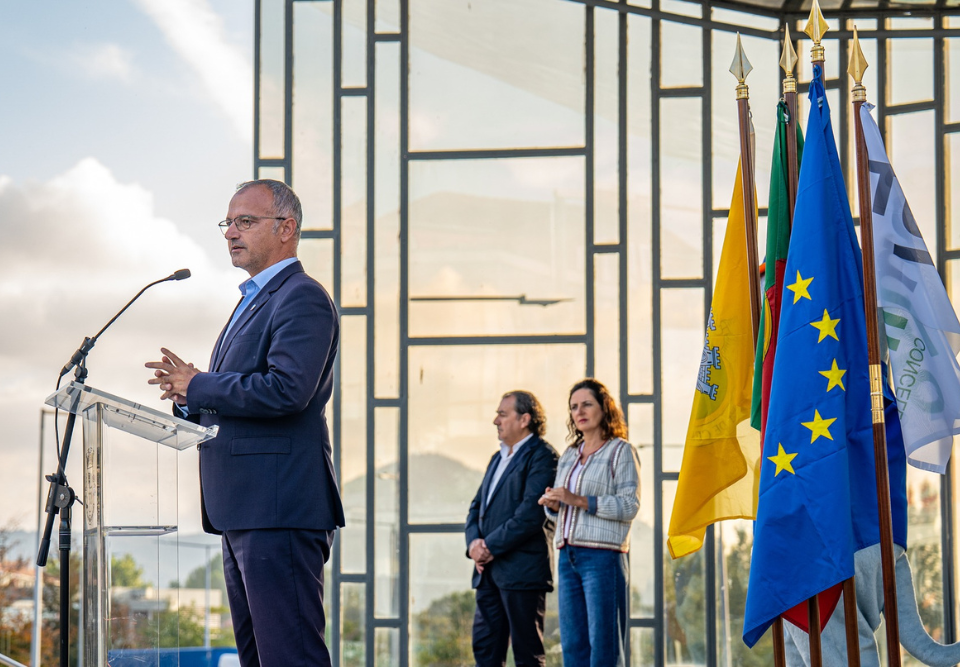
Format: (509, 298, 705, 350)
(135, 0, 253, 142)
(0, 159, 242, 532)
(72, 43, 136, 82)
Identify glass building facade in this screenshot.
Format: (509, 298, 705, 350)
(254, 1, 960, 664)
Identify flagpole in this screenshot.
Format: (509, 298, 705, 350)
(800, 4, 834, 665)
(730, 34, 762, 342)
(781, 25, 799, 230)
(731, 34, 785, 666)
(761, 33, 801, 666)
(849, 26, 903, 667)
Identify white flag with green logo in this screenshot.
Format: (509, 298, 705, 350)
(862, 104, 960, 473)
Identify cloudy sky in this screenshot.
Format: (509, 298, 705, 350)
(0, 0, 257, 534)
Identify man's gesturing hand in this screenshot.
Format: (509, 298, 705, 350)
(145, 348, 198, 405)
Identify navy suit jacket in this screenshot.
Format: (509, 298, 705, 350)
(465, 435, 558, 591)
(187, 260, 344, 534)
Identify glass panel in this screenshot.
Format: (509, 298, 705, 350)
(906, 467, 945, 645)
(342, 96, 368, 307)
(408, 0, 585, 150)
(851, 18, 878, 31)
(663, 480, 706, 665)
(409, 533, 476, 666)
(660, 21, 702, 89)
(627, 0, 652, 8)
(594, 253, 621, 400)
(341, 582, 365, 666)
(595, 7, 620, 245)
(660, 0, 701, 19)
(661, 288, 705, 472)
(374, 407, 400, 617)
(629, 403, 655, 618)
(409, 157, 586, 337)
(889, 17, 934, 30)
(375, 0, 400, 33)
(889, 112, 937, 262)
(888, 38, 934, 107)
(340, 316, 367, 574)
(298, 238, 335, 295)
(376, 42, 401, 397)
(711, 31, 778, 212)
(408, 344, 586, 523)
(951, 259, 960, 320)
(628, 15, 654, 396)
(375, 627, 400, 666)
(342, 0, 367, 88)
(947, 39, 960, 124)
(717, 520, 772, 665)
(82, 417, 183, 656)
(293, 3, 334, 229)
(661, 98, 703, 279)
(631, 626, 655, 665)
(710, 7, 779, 32)
(949, 134, 960, 251)
(259, 0, 286, 159)
(257, 165, 285, 181)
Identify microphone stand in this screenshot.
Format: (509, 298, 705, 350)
(37, 362, 86, 667)
(35, 269, 191, 667)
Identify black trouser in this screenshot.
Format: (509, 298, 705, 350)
(472, 574, 547, 667)
(222, 528, 333, 667)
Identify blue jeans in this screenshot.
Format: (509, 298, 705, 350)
(558, 546, 628, 667)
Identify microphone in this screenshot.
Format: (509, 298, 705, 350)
(59, 269, 192, 378)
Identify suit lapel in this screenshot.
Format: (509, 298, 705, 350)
(210, 300, 242, 370)
(478, 453, 500, 516)
(485, 438, 537, 508)
(211, 260, 304, 371)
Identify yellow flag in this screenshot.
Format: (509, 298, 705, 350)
(667, 162, 761, 559)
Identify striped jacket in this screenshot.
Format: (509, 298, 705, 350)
(544, 437, 641, 552)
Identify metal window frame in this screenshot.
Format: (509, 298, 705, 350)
(254, 1, 960, 664)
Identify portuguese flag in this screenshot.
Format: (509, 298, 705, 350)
(750, 101, 804, 438)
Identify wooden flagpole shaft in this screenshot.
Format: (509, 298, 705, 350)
(784, 89, 798, 230)
(773, 27, 799, 667)
(731, 35, 783, 665)
(772, 619, 787, 667)
(808, 598, 823, 667)
(735, 97, 762, 345)
(853, 94, 903, 667)
(843, 578, 862, 667)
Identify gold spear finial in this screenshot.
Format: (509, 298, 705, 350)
(780, 24, 798, 94)
(848, 26, 869, 102)
(804, 0, 829, 63)
(729, 32, 753, 100)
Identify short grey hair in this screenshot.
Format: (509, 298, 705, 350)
(502, 390, 547, 437)
(235, 179, 302, 239)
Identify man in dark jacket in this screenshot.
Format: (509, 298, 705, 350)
(465, 390, 559, 667)
(146, 180, 342, 667)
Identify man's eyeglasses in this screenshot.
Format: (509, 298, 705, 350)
(218, 215, 287, 235)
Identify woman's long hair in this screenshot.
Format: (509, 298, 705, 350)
(565, 378, 628, 446)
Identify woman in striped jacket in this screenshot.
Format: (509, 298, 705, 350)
(538, 378, 641, 667)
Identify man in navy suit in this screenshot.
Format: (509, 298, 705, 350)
(465, 390, 559, 667)
(146, 179, 342, 667)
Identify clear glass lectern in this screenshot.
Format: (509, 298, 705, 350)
(45, 382, 218, 666)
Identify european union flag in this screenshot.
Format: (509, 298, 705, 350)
(742, 64, 907, 647)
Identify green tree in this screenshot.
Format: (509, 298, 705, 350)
(723, 526, 773, 666)
(111, 553, 145, 587)
(413, 590, 475, 666)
